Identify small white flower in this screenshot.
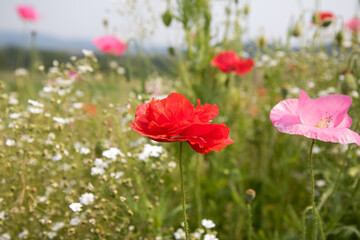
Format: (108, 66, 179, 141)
(53, 60, 59, 67)
(82, 49, 94, 57)
(128, 225, 135, 231)
(51, 153, 62, 162)
(9, 113, 22, 119)
(110, 171, 124, 179)
(73, 102, 83, 109)
(52, 222, 65, 232)
(0, 211, 6, 220)
(174, 228, 186, 240)
(80, 147, 90, 155)
(18, 229, 29, 239)
(28, 99, 44, 108)
(202, 219, 215, 229)
(14, 68, 28, 77)
(5, 139, 15, 146)
(78, 65, 93, 73)
(94, 158, 108, 168)
(204, 234, 218, 240)
(102, 147, 124, 160)
(91, 167, 105, 176)
(316, 179, 326, 187)
(138, 144, 163, 161)
(8, 97, 19, 105)
(27, 106, 44, 114)
(109, 61, 118, 69)
(69, 202, 83, 212)
(79, 193, 95, 205)
(168, 161, 177, 169)
(0, 233, 11, 240)
(69, 216, 82, 226)
(47, 232, 57, 239)
(117, 67, 125, 75)
(351, 90, 359, 98)
(312, 145, 321, 154)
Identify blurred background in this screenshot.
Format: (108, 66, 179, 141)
(0, 0, 355, 52)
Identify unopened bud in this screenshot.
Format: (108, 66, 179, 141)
(245, 189, 256, 203)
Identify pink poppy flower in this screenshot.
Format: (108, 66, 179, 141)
(16, 5, 39, 22)
(346, 17, 360, 32)
(92, 35, 127, 56)
(212, 51, 254, 76)
(270, 90, 360, 145)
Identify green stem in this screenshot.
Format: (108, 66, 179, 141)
(178, 142, 189, 240)
(308, 139, 317, 240)
(247, 203, 253, 240)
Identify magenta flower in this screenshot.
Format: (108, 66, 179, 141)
(270, 90, 360, 145)
(16, 5, 39, 22)
(92, 35, 127, 56)
(346, 17, 360, 32)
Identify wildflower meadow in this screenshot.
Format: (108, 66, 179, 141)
(0, 1, 360, 239)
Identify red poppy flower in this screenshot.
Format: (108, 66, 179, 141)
(313, 12, 334, 27)
(129, 93, 233, 154)
(212, 51, 254, 75)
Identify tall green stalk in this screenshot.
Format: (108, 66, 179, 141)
(178, 142, 189, 239)
(308, 139, 317, 240)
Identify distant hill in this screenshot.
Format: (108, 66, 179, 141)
(0, 31, 170, 54)
(0, 31, 96, 53)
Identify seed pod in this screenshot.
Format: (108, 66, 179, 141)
(292, 23, 303, 37)
(162, 10, 172, 27)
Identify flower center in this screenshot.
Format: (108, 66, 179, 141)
(315, 115, 332, 128)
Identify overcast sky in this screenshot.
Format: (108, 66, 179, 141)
(0, 0, 357, 47)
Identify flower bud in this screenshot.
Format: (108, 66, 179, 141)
(245, 189, 256, 203)
(162, 10, 172, 27)
(292, 23, 302, 37)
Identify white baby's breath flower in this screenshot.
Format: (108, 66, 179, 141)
(5, 139, 15, 146)
(0, 211, 6, 220)
(28, 99, 44, 108)
(69, 202, 83, 212)
(102, 147, 124, 160)
(79, 193, 95, 205)
(94, 158, 108, 168)
(52, 117, 74, 124)
(168, 161, 177, 169)
(91, 167, 105, 176)
(78, 65, 93, 73)
(110, 171, 124, 179)
(8, 97, 19, 105)
(202, 219, 215, 229)
(82, 49, 94, 57)
(174, 228, 186, 240)
(18, 229, 29, 239)
(47, 232, 57, 239)
(138, 144, 163, 161)
(204, 234, 218, 240)
(51, 153, 62, 162)
(117, 67, 125, 75)
(73, 102, 83, 109)
(70, 216, 82, 226)
(351, 90, 359, 98)
(316, 179, 326, 187)
(9, 113, 22, 119)
(80, 147, 90, 155)
(14, 68, 28, 77)
(52, 222, 65, 232)
(27, 106, 44, 114)
(0, 233, 11, 240)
